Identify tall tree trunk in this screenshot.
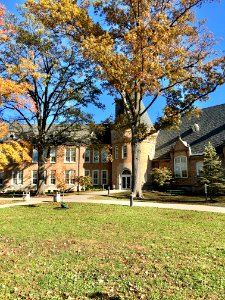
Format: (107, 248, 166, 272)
(131, 126, 143, 200)
(37, 146, 46, 195)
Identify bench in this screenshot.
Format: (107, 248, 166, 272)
(166, 190, 185, 196)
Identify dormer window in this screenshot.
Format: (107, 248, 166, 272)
(174, 156, 187, 178)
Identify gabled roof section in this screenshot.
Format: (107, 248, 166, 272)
(174, 137, 189, 149)
(154, 104, 225, 160)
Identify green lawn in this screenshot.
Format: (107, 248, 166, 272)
(90, 191, 225, 207)
(0, 203, 224, 300)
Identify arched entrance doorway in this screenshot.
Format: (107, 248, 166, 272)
(121, 169, 131, 189)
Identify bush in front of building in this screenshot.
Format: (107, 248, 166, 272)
(152, 167, 173, 191)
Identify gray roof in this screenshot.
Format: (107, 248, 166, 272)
(154, 104, 225, 160)
(3, 123, 111, 146)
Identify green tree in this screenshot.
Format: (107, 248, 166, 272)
(26, 0, 225, 200)
(0, 7, 102, 195)
(152, 167, 172, 189)
(199, 142, 225, 200)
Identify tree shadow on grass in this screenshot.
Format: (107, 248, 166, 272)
(21, 204, 39, 208)
(88, 292, 121, 299)
(53, 207, 69, 210)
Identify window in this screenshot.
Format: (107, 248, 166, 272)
(0, 172, 4, 185)
(93, 170, 99, 185)
(115, 146, 119, 159)
(174, 156, 188, 178)
(50, 170, 56, 185)
(32, 149, 38, 163)
(32, 170, 38, 185)
(196, 161, 204, 176)
(101, 150, 108, 163)
(65, 148, 76, 163)
(101, 170, 108, 185)
(84, 149, 90, 163)
(93, 150, 99, 163)
(65, 170, 76, 184)
(33, 170, 47, 184)
(84, 170, 90, 177)
(122, 145, 128, 159)
(50, 147, 56, 163)
(12, 170, 23, 185)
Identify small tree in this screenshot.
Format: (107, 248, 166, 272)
(199, 142, 225, 200)
(152, 167, 172, 190)
(75, 175, 92, 191)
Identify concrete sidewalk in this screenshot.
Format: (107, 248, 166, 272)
(0, 190, 225, 214)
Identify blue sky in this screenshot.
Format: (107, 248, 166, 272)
(1, 0, 225, 123)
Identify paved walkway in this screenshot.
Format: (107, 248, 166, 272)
(0, 190, 225, 214)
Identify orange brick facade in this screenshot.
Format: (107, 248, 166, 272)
(0, 145, 112, 192)
(0, 129, 157, 192)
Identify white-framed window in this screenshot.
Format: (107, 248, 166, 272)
(12, 170, 23, 185)
(32, 170, 38, 185)
(93, 150, 99, 163)
(122, 145, 128, 159)
(65, 170, 76, 184)
(0, 172, 4, 185)
(84, 149, 90, 163)
(174, 156, 188, 178)
(50, 147, 56, 163)
(65, 148, 76, 163)
(115, 146, 119, 159)
(93, 170, 99, 185)
(84, 170, 90, 177)
(101, 150, 108, 163)
(50, 170, 56, 185)
(32, 149, 38, 163)
(196, 161, 204, 177)
(101, 170, 108, 185)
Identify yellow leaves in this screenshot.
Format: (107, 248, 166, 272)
(26, 0, 94, 37)
(0, 139, 31, 170)
(7, 54, 46, 81)
(158, 106, 182, 129)
(0, 77, 34, 112)
(0, 77, 30, 102)
(0, 122, 8, 139)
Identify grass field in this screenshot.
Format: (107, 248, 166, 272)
(90, 190, 225, 207)
(0, 202, 224, 299)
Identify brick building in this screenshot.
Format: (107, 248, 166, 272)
(0, 104, 225, 193)
(153, 104, 225, 193)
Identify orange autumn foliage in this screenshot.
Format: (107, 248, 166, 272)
(0, 4, 31, 169)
